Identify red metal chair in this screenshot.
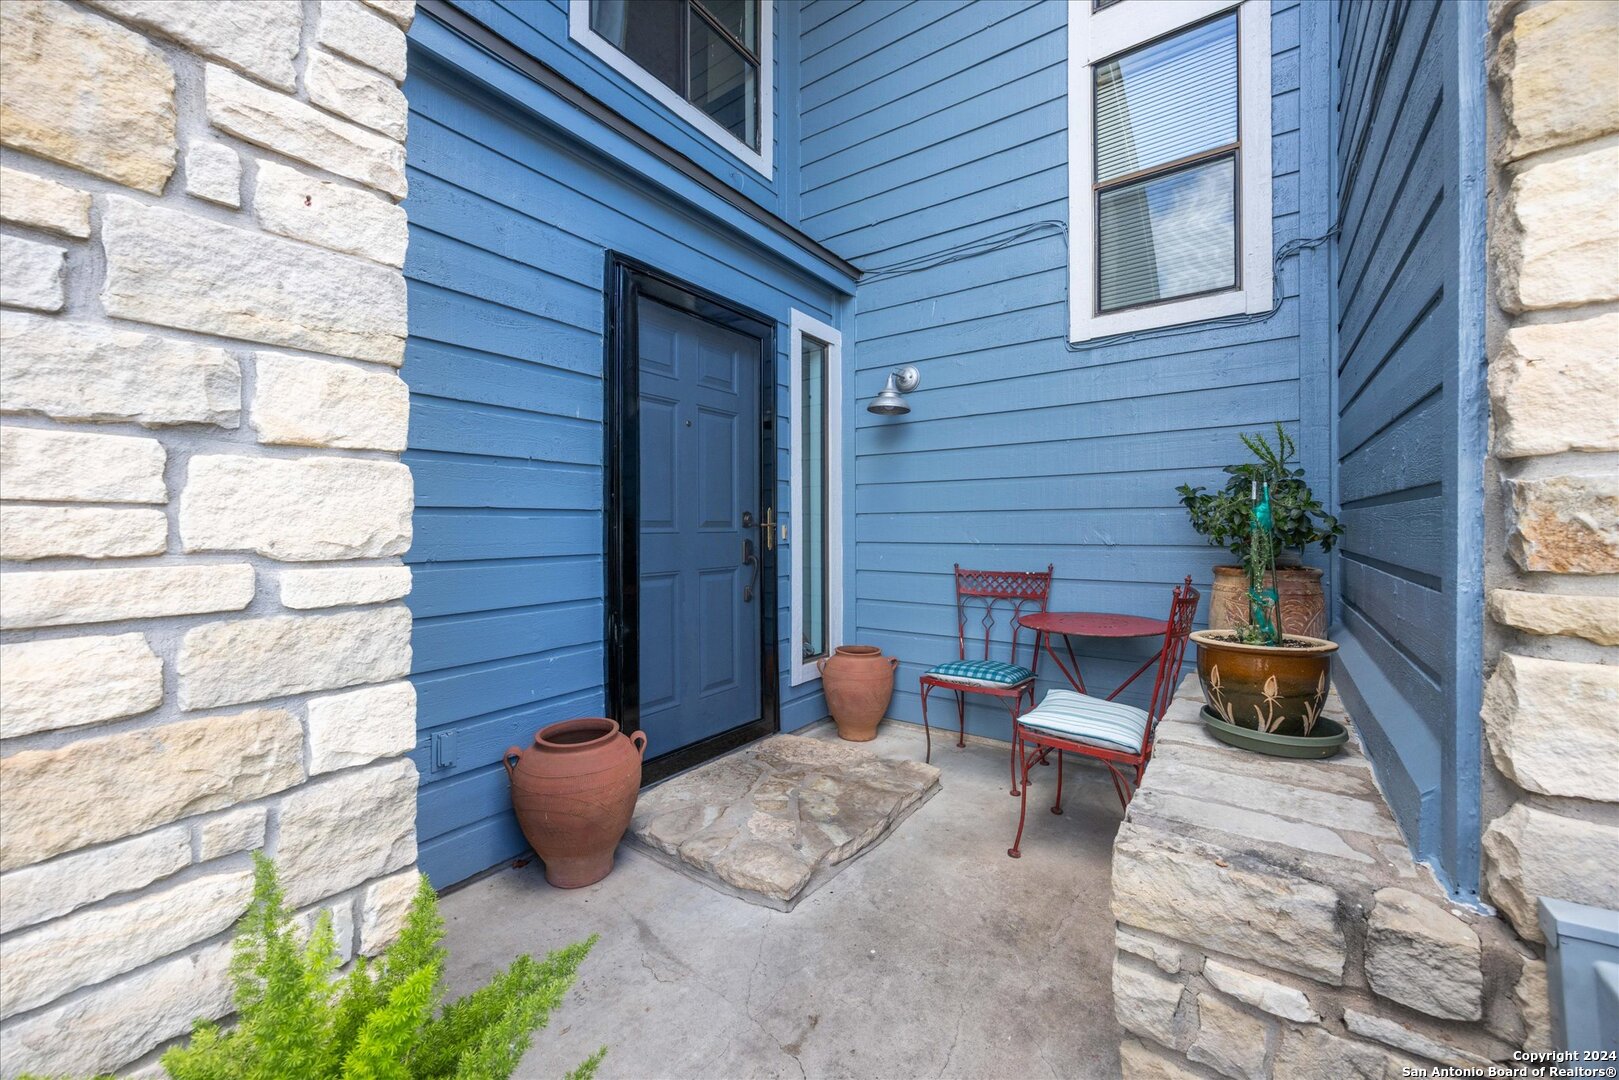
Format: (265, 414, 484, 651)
(920, 564, 1054, 795)
(1007, 576, 1199, 858)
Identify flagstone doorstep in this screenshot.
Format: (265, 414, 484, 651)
(626, 734, 942, 910)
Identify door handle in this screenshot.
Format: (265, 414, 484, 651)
(741, 538, 759, 603)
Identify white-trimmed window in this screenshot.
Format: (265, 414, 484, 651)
(570, 0, 774, 179)
(1068, 0, 1272, 342)
(789, 311, 843, 687)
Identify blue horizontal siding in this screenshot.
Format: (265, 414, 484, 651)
(795, 0, 1336, 737)
(1330, 0, 1486, 899)
(449, 0, 785, 211)
(411, 453, 600, 511)
(402, 27, 847, 887)
(398, 0, 1492, 900)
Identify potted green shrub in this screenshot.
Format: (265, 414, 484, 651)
(1177, 424, 1342, 636)
(1188, 469, 1345, 758)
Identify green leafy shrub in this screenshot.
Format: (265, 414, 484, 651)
(1176, 423, 1343, 560)
(159, 854, 603, 1080)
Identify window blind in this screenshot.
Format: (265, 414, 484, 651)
(1097, 156, 1236, 312)
(1094, 12, 1240, 313)
(1094, 14, 1238, 184)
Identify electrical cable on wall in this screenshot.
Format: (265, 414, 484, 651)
(854, 219, 1339, 353)
(857, 220, 1070, 281)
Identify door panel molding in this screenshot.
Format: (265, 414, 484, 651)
(604, 253, 779, 785)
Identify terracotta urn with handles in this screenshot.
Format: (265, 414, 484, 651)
(505, 717, 647, 888)
(818, 644, 898, 741)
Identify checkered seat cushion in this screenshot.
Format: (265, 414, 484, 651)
(924, 659, 1035, 687)
(1018, 688, 1149, 754)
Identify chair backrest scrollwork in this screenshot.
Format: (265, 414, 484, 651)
(953, 564, 1055, 668)
(1142, 575, 1201, 754)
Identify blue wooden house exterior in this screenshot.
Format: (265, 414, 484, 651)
(399, 0, 1487, 903)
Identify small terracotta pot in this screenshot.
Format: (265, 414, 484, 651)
(1209, 565, 1328, 638)
(818, 644, 898, 742)
(1191, 630, 1339, 738)
(505, 718, 647, 888)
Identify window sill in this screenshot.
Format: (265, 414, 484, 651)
(1067, 282, 1270, 344)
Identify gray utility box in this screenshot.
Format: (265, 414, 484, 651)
(1539, 897, 1619, 1053)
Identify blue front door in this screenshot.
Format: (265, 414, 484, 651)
(635, 297, 763, 759)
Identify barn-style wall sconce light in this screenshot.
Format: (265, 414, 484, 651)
(868, 366, 921, 415)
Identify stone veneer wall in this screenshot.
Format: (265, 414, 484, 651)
(0, 2, 419, 1075)
(1112, 681, 1547, 1079)
(1479, 0, 1619, 949)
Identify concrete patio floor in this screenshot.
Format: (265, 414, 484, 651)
(438, 721, 1126, 1079)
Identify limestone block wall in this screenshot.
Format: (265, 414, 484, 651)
(1113, 683, 1548, 1079)
(1480, 0, 1619, 947)
(0, 2, 419, 1075)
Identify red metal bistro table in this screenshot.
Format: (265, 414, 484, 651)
(1016, 611, 1167, 700)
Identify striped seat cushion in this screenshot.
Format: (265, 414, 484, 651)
(1018, 689, 1149, 754)
(924, 659, 1035, 687)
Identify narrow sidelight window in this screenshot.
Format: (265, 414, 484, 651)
(799, 335, 828, 663)
(1069, 1, 1272, 341)
(789, 312, 843, 686)
(575, 0, 772, 176)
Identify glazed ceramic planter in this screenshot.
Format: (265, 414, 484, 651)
(1208, 565, 1328, 638)
(818, 644, 898, 741)
(505, 717, 647, 888)
(1191, 629, 1340, 739)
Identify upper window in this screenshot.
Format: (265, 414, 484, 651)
(1068, 1, 1271, 342)
(571, 0, 774, 179)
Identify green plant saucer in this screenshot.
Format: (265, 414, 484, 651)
(1200, 706, 1348, 759)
